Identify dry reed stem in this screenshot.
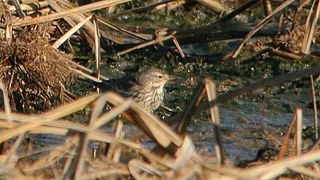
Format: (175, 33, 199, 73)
(0, 91, 207, 177)
(310, 75, 318, 139)
(23, 135, 79, 173)
(108, 120, 124, 162)
(204, 78, 224, 165)
(175, 82, 206, 133)
(194, 0, 225, 14)
(0, 81, 11, 115)
(262, 0, 272, 16)
(80, 164, 130, 180)
(128, 159, 163, 179)
(117, 32, 177, 56)
(97, 17, 149, 43)
(47, 0, 96, 48)
(52, 15, 92, 48)
(93, 15, 101, 93)
(0, 94, 99, 142)
(301, 0, 320, 54)
(277, 112, 297, 160)
(240, 150, 320, 179)
(4, 133, 24, 165)
(215, 0, 259, 23)
(73, 94, 109, 178)
(155, 0, 186, 11)
(92, 98, 133, 129)
(289, 166, 320, 178)
(0, 121, 68, 135)
(172, 36, 185, 58)
(12, 0, 131, 27)
(296, 108, 303, 156)
(270, 47, 301, 60)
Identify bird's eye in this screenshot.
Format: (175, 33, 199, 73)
(158, 75, 163, 79)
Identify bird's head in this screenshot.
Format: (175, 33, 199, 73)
(136, 68, 174, 89)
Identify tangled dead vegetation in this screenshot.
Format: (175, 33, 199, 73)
(0, 24, 75, 112)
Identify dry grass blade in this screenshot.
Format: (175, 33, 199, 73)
(71, 68, 103, 82)
(172, 36, 185, 58)
(117, 32, 176, 56)
(52, 15, 92, 48)
(60, 155, 74, 179)
(289, 166, 320, 178)
(171, 136, 195, 170)
(277, 112, 297, 160)
(193, 0, 225, 14)
(97, 16, 149, 41)
(107, 120, 124, 162)
(215, 0, 259, 23)
(310, 136, 320, 151)
(129, 159, 163, 179)
(310, 75, 318, 139)
(298, 0, 313, 11)
(72, 93, 107, 179)
(92, 98, 133, 129)
(231, 0, 295, 58)
(0, 120, 68, 135)
(4, 133, 24, 165)
(241, 150, 320, 179)
(12, 0, 131, 27)
(270, 47, 301, 60)
(175, 82, 206, 133)
(0, 94, 99, 142)
(204, 78, 224, 165)
(47, 0, 96, 48)
(301, 1, 320, 54)
(262, 0, 272, 16)
(72, 133, 89, 179)
(0, 117, 89, 135)
(93, 15, 101, 92)
(5, 19, 12, 45)
(23, 135, 79, 173)
(0, 81, 11, 115)
(296, 108, 303, 156)
(80, 164, 130, 180)
(90, 96, 107, 122)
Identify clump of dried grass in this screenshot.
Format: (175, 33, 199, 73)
(0, 24, 75, 112)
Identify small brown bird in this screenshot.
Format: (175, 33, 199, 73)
(82, 68, 174, 112)
(130, 68, 173, 112)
